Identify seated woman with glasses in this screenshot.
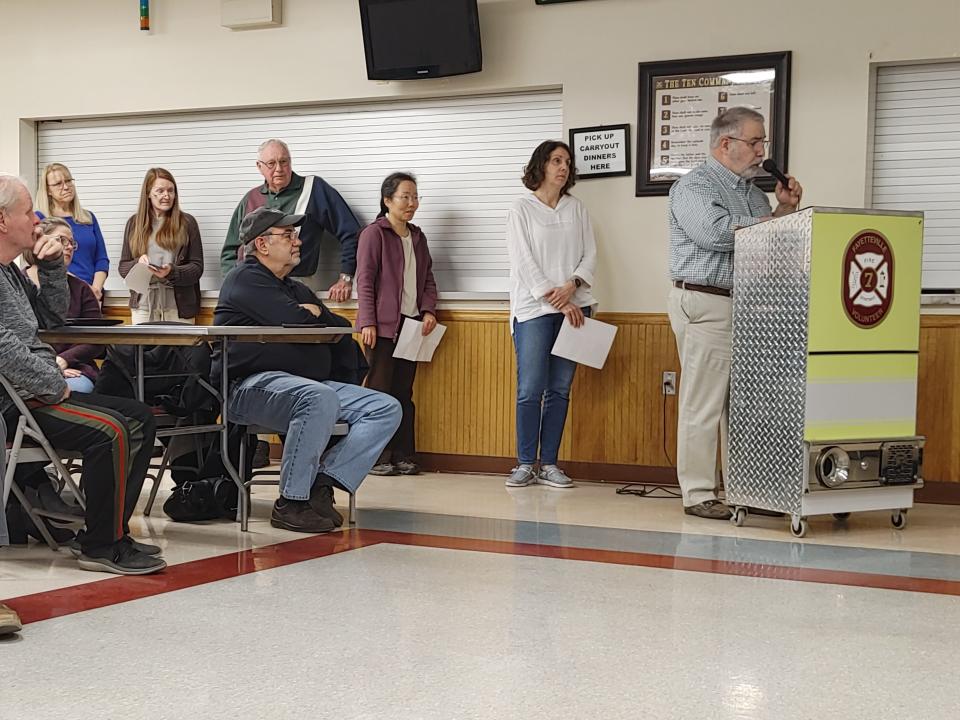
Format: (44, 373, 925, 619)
(24, 217, 105, 394)
(118, 168, 204, 324)
(356, 172, 438, 476)
(35, 162, 109, 301)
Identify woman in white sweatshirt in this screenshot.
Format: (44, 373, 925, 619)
(505, 140, 598, 490)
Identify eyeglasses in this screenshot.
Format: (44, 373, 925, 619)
(726, 136, 770, 151)
(150, 189, 176, 197)
(263, 229, 298, 242)
(53, 235, 78, 249)
(47, 178, 75, 190)
(393, 194, 421, 203)
(257, 159, 291, 171)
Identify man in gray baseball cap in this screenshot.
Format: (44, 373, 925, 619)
(238, 207, 306, 261)
(213, 206, 401, 533)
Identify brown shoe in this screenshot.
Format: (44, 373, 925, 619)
(684, 500, 733, 520)
(308, 482, 343, 527)
(0, 603, 22, 636)
(270, 498, 336, 533)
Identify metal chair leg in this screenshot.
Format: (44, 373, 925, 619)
(348, 491, 356, 525)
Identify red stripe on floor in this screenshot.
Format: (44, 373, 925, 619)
(5, 529, 960, 625)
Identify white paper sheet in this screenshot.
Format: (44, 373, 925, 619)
(550, 316, 618, 369)
(393, 318, 447, 362)
(124, 262, 153, 295)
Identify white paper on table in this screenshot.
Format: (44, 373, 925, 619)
(392, 318, 447, 362)
(550, 316, 618, 369)
(124, 262, 153, 295)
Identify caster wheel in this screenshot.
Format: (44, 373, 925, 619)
(790, 518, 808, 538)
(731, 507, 747, 527)
(832, 512, 851, 521)
(891, 510, 907, 529)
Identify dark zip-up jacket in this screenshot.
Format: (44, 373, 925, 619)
(212, 257, 351, 385)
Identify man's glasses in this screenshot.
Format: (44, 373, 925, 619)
(263, 229, 298, 242)
(726, 136, 770, 151)
(47, 178, 75, 190)
(257, 159, 291, 171)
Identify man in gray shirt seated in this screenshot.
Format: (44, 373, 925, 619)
(667, 108, 803, 519)
(0, 174, 164, 575)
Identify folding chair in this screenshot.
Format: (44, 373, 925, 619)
(0, 373, 85, 551)
(237, 423, 353, 531)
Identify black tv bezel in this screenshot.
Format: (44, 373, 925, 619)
(358, 0, 482, 80)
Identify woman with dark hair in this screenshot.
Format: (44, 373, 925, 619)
(118, 168, 203, 324)
(356, 172, 438, 476)
(505, 140, 598, 490)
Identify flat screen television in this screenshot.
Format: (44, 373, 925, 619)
(359, 0, 482, 80)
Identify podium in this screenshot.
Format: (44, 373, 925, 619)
(726, 207, 925, 537)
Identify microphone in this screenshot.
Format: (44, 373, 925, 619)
(761, 159, 791, 188)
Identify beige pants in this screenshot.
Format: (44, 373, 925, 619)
(130, 306, 195, 325)
(667, 287, 731, 506)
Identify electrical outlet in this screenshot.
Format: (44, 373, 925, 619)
(662, 371, 677, 395)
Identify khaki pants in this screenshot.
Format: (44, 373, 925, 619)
(667, 287, 731, 506)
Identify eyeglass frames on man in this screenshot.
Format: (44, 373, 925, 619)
(257, 159, 291, 171)
(725, 136, 770, 151)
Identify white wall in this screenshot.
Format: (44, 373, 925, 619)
(1, 0, 958, 311)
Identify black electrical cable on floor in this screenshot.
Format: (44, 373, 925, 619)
(616, 389, 681, 499)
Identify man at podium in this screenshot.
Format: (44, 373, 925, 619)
(667, 107, 803, 519)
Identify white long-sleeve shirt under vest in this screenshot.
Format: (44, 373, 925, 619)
(505, 191, 598, 329)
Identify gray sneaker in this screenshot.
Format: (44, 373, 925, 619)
(505, 464, 536, 487)
(537, 465, 574, 489)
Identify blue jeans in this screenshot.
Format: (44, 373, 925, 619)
(66, 375, 95, 394)
(227, 372, 401, 499)
(512, 308, 589, 466)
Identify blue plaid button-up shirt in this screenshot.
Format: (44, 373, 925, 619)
(668, 156, 772, 290)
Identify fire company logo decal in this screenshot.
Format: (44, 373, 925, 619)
(842, 230, 894, 328)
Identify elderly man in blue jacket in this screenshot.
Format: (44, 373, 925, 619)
(214, 207, 401, 533)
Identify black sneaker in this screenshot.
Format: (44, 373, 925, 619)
(252, 440, 271, 469)
(69, 536, 162, 558)
(270, 498, 336, 533)
(77, 541, 167, 575)
(395, 460, 421, 475)
(309, 483, 343, 527)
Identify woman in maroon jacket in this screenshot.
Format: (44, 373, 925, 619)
(356, 172, 438, 476)
(25, 217, 104, 393)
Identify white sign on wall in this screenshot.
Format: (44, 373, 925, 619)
(569, 124, 631, 179)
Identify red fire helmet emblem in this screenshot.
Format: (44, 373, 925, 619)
(842, 230, 894, 328)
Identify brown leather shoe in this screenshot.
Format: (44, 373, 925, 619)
(684, 500, 733, 520)
(0, 602, 22, 636)
(308, 483, 343, 527)
(270, 498, 336, 533)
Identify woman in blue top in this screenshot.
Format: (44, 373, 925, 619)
(35, 162, 109, 300)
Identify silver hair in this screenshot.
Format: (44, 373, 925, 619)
(39, 216, 70, 234)
(0, 174, 28, 213)
(710, 107, 765, 149)
(258, 138, 291, 157)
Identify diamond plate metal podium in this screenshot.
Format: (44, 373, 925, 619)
(726, 207, 925, 537)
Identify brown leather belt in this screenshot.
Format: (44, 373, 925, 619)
(673, 280, 731, 298)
